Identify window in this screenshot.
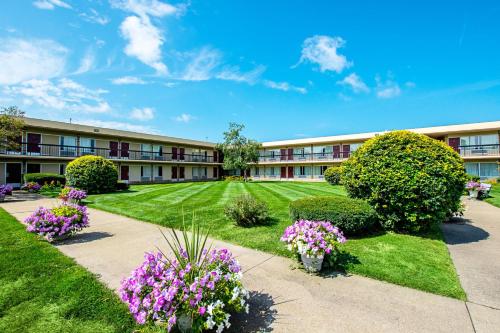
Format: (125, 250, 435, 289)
(350, 143, 362, 152)
(141, 165, 151, 178)
(320, 166, 328, 175)
(153, 145, 163, 160)
(27, 163, 41, 174)
(141, 144, 152, 160)
(60, 136, 76, 156)
(270, 167, 275, 176)
(254, 167, 260, 176)
(294, 166, 311, 177)
(313, 146, 332, 157)
(460, 134, 499, 146)
(80, 137, 95, 155)
(465, 162, 499, 179)
(154, 165, 163, 179)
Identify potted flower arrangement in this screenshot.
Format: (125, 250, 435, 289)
(59, 186, 87, 204)
(0, 184, 12, 202)
(465, 181, 483, 199)
(21, 182, 41, 193)
(281, 220, 347, 272)
(120, 223, 249, 332)
(25, 203, 89, 241)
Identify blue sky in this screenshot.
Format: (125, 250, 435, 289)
(1, 0, 500, 142)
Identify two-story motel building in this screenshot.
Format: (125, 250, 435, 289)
(0, 117, 499, 186)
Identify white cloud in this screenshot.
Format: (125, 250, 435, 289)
(75, 119, 160, 134)
(73, 48, 96, 75)
(296, 35, 352, 73)
(215, 65, 266, 85)
(33, 0, 71, 10)
(181, 47, 221, 81)
(263, 80, 307, 94)
(111, 76, 147, 85)
(0, 38, 68, 85)
(4, 78, 111, 113)
(110, 0, 181, 18)
(405, 81, 416, 88)
(376, 76, 401, 99)
(174, 113, 195, 123)
(80, 8, 110, 25)
(130, 107, 155, 120)
(120, 15, 168, 75)
(337, 73, 370, 93)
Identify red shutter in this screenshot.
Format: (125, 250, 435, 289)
(448, 137, 460, 152)
(280, 167, 287, 178)
(179, 148, 185, 161)
(120, 165, 129, 180)
(343, 144, 351, 158)
(213, 151, 218, 163)
(288, 166, 294, 178)
(109, 141, 118, 157)
(280, 149, 287, 161)
(172, 166, 178, 179)
(27, 133, 41, 153)
(172, 147, 178, 160)
(333, 145, 341, 158)
(287, 148, 294, 160)
(121, 142, 129, 158)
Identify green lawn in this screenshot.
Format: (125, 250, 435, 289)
(0, 208, 141, 333)
(87, 181, 465, 299)
(485, 183, 500, 208)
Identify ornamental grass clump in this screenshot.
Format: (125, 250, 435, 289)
(281, 220, 346, 272)
(120, 222, 249, 332)
(25, 204, 89, 241)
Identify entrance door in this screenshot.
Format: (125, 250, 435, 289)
(280, 166, 287, 178)
(287, 166, 294, 178)
(6, 163, 22, 187)
(120, 165, 129, 181)
(179, 166, 185, 179)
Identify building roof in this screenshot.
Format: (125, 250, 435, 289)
(261, 121, 500, 148)
(24, 117, 217, 148)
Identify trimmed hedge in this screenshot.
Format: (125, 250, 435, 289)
(23, 173, 66, 185)
(324, 166, 343, 185)
(65, 156, 118, 194)
(289, 196, 377, 235)
(342, 130, 467, 232)
(116, 181, 130, 191)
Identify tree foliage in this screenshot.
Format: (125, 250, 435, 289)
(0, 106, 25, 151)
(216, 123, 261, 180)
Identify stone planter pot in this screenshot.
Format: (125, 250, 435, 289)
(301, 253, 323, 272)
(0, 195, 5, 202)
(469, 189, 479, 199)
(51, 233, 72, 242)
(177, 314, 193, 333)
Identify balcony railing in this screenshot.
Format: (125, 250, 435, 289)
(0, 142, 220, 163)
(258, 151, 351, 162)
(458, 144, 500, 157)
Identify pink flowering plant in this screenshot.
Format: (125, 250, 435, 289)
(22, 182, 41, 193)
(25, 203, 89, 241)
(120, 222, 249, 332)
(59, 186, 87, 204)
(281, 220, 347, 267)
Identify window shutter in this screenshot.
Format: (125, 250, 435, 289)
(448, 137, 460, 152)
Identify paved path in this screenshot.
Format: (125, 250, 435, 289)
(2, 196, 497, 333)
(442, 199, 500, 333)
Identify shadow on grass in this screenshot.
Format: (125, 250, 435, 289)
(228, 291, 278, 333)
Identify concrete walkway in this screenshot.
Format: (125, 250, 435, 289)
(1, 196, 496, 333)
(442, 199, 500, 333)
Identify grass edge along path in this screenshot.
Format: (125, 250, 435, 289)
(0, 207, 143, 333)
(86, 181, 465, 300)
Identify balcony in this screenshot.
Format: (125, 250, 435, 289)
(0, 142, 220, 164)
(458, 144, 500, 158)
(258, 152, 351, 163)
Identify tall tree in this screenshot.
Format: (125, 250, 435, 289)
(216, 123, 261, 181)
(0, 106, 25, 151)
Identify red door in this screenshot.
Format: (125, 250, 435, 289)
(213, 151, 218, 163)
(280, 167, 287, 178)
(109, 141, 118, 157)
(172, 166, 178, 179)
(27, 133, 41, 153)
(213, 167, 218, 179)
(287, 166, 294, 178)
(121, 142, 129, 158)
(172, 147, 178, 160)
(287, 148, 294, 161)
(343, 144, 351, 158)
(179, 148, 185, 161)
(448, 137, 460, 152)
(179, 166, 185, 179)
(280, 149, 287, 161)
(120, 165, 129, 181)
(333, 145, 341, 158)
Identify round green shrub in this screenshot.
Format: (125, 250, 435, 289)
(65, 156, 118, 194)
(342, 130, 467, 232)
(324, 166, 343, 185)
(224, 194, 269, 227)
(289, 196, 376, 235)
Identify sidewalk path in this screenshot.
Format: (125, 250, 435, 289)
(2, 196, 494, 332)
(442, 198, 500, 333)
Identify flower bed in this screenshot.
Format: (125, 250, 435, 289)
(22, 182, 41, 193)
(25, 203, 89, 241)
(59, 186, 88, 204)
(281, 220, 346, 272)
(120, 232, 248, 332)
(0, 184, 13, 201)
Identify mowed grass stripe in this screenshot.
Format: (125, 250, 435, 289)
(152, 182, 214, 204)
(256, 182, 306, 201)
(277, 182, 343, 197)
(282, 182, 346, 196)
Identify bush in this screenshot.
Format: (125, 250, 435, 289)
(289, 196, 377, 235)
(65, 156, 118, 194)
(342, 130, 467, 232)
(24, 173, 65, 185)
(116, 181, 130, 191)
(224, 175, 245, 182)
(467, 174, 481, 182)
(324, 166, 343, 185)
(224, 194, 269, 227)
(21, 182, 41, 193)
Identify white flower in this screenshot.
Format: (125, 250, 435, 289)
(207, 304, 214, 316)
(206, 316, 216, 329)
(245, 303, 250, 314)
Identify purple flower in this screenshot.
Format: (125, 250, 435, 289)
(199, 306, 206, 315)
